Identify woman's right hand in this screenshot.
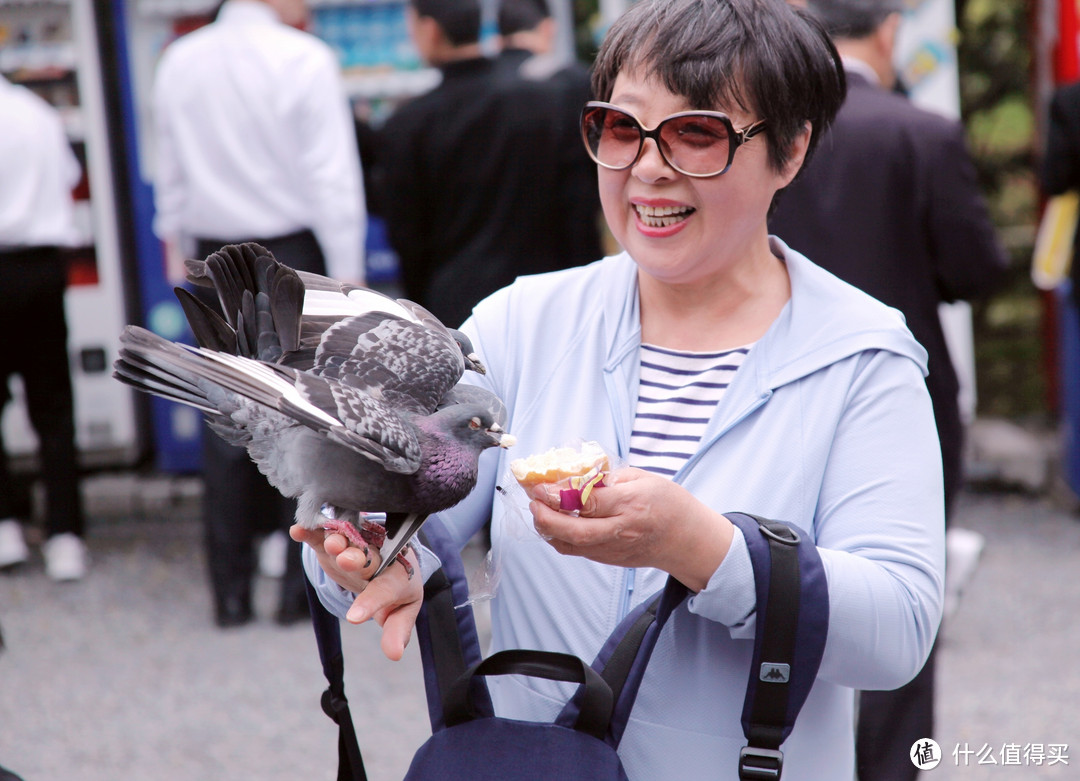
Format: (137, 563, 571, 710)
(290, 525, 423, 661)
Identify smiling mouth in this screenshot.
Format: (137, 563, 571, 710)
(634, 204, 695, 228)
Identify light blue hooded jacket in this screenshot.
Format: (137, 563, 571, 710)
(308, 238, 946, 780)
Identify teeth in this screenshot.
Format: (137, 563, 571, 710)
(635, 204, 693, 227)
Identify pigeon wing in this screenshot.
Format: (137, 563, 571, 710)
(205, 354, 422, 474)
(117, 326, 421, 474)
(313, 313, 465, 412)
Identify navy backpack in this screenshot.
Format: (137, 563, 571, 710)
(305, 512, 829, 781)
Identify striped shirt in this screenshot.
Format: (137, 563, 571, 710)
(629, 343, 753, 476)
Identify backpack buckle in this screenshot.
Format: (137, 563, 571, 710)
(738, 746, 784, 780)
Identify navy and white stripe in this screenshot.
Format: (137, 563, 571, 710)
(629, 343, 752, 476)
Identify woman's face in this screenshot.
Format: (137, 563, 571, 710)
(597, 69, 804, 287)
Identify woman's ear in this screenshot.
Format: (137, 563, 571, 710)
(779, 121, 813, 186)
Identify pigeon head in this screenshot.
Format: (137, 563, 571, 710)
(448, 330, 486, 375)
(422, 402, 515, 453)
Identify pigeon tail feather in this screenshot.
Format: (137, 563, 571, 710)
(174, 287, 238, 354)
(181, 243, 304, 364)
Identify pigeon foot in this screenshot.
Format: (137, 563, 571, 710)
(358, 518, 387, 549)
(320, 519, 372, 567)
(358, 520, 412, 577)
(320, 517, 411, 578)
(394, 544, 415, 579)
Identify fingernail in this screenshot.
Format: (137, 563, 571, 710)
(347, 608, 367, 624)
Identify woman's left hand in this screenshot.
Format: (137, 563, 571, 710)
(528, 467, 734, 592)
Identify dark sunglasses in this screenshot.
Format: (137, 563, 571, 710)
(580, 101, 767, 178)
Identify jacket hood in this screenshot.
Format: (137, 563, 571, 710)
(598, 236, 928, 393)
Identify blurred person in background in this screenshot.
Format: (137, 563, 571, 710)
(376, 0, 601, 328)
(0, 73, 88, 582)
(768, 0, 1008, 777)
(494, 0, 603, 264)
(495, 0, 588, 93)
(150, 0, 366, 627)
(1040, 80, 1080, 307)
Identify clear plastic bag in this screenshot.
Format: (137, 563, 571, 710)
(458, 440, 619, 607)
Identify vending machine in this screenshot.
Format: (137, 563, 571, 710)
(0, 0, 144, 469)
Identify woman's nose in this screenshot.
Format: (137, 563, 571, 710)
(632, 137, 676, 183)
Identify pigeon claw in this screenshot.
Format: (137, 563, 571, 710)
(320, 518, 368, 551)
(359, 519, 387, 550)
(395, 545, 415, 579)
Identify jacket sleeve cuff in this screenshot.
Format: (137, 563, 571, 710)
(687, 523, 758, 639)
(301, 544, 355, 618)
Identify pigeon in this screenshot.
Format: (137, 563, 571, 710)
(113, 243, 514, 577)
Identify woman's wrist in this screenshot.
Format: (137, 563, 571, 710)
(661, 499, 734, 592)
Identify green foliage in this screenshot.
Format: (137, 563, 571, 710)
(573, 0, 602, 63)
(958, 0, 1049, 419)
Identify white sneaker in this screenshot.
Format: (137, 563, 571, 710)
(258, 530, 288, 578)
(944, 527, 986, 620)
(0, 519, 28, 569)
(43, 533, 88, 581)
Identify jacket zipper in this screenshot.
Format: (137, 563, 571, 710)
(619, 566, 636, 620)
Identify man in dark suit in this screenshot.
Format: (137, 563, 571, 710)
(769, 0, 1008, 778)
(376, 0, 602, 329)
(493, 0, 602, 274)
(1041, 80, 1080, 306)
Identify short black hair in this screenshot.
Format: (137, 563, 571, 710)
(412, 0, 482, 46)
(591, 0, 846, 176)
(498, 0, 550, 37)
(804, 0, 904, 39)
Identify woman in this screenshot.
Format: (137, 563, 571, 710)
(296, 0, 945, 776)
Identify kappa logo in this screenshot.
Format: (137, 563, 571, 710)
(759, 662, 790, 683)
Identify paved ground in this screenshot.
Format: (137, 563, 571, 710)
(0, 475, 1077, 780)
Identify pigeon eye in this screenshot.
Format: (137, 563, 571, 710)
(469, 416, 482, 430)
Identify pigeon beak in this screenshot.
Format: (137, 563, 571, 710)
(465, 353, 487, 375)
(488, 422, 515, 448)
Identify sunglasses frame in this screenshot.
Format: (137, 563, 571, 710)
(580, 101, 768, 178)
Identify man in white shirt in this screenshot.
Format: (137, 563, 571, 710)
(0, 75, 88, 581)
(151, 0, 367, 627)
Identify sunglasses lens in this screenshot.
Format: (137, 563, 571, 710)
(581, 105, 740, 176)
(659, 115, 732, 176)
(582, 106, 644, 169)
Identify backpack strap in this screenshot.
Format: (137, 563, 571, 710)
(725, 512, 829, 781)
(413, 520, 493, 730)
(305, 518, 487, 781)
(304, 575, 368, 781)
(583, 576, 689, 747)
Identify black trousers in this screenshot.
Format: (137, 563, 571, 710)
(857, 646, 936, 780)
(193, 231, 326, 617)
(857, 483, 956, 781)
(0, 247, 82, 538)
